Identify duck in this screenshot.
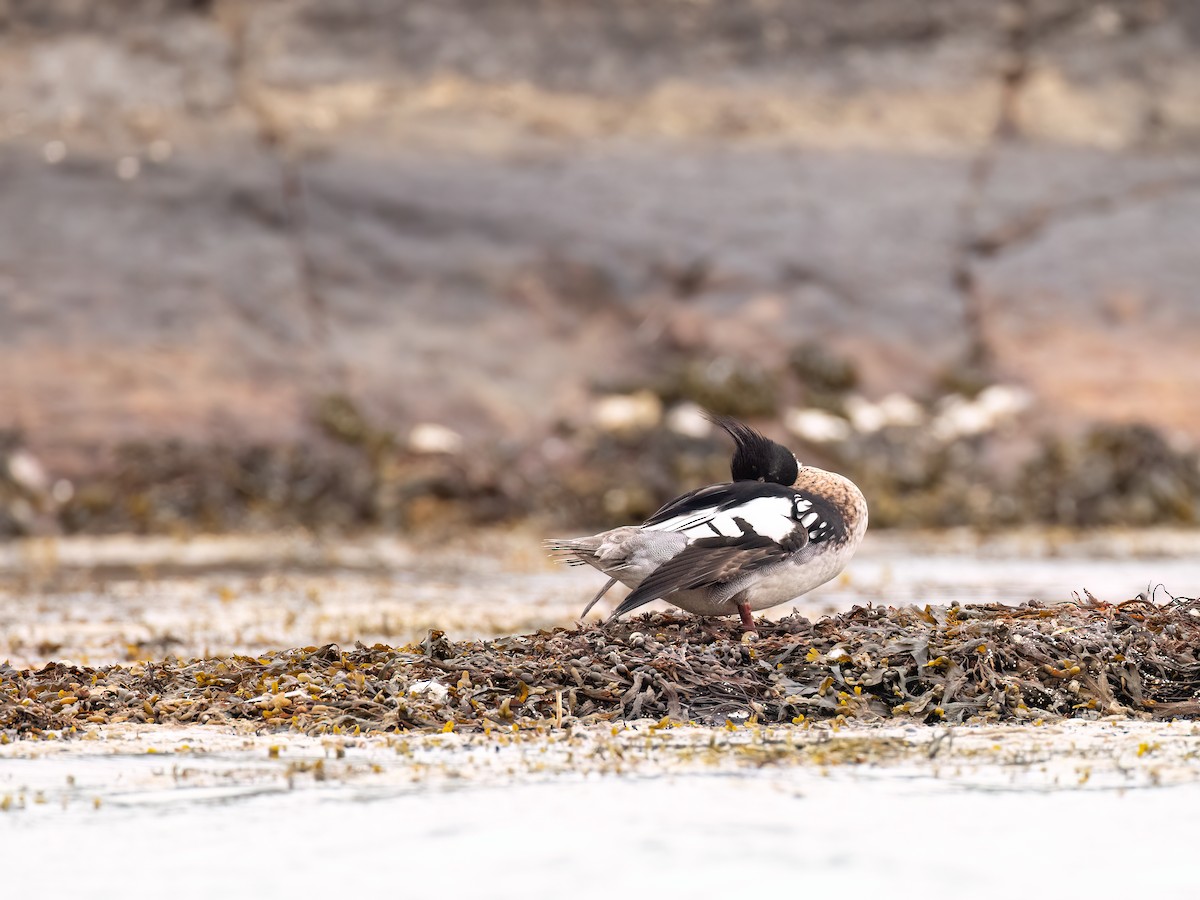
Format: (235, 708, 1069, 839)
(545, 415, 868, 633)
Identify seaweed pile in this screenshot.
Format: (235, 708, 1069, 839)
(3, 595, 1199, 741)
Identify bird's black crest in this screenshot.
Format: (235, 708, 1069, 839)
(707, 414, 799, 486)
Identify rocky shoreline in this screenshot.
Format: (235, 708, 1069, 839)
(4, 378, 1199, 537)
(3, 2, 1200, 535)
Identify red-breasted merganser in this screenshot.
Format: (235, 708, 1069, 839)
(546, 416, 868, 632)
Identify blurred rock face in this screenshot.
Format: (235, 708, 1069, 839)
(1, 1, 1199, 532)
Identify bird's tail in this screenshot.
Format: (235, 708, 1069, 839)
(542, 537, 603, 567)
(544, 537, 622, 619)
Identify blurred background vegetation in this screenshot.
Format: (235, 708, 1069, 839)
(2, 0, 1200, 537)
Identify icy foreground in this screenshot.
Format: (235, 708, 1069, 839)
(1, 719, 1198, 897)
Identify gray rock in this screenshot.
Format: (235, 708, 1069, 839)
(0, 0, 1198, 482)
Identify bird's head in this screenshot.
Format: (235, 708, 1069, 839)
(709, 414, 799, 486)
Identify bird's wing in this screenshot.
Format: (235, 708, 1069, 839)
(613, 519, 809, 617)
(644, 482, 807, 538)
(644, 482, 733, 525)
(648, 481, 846, 547)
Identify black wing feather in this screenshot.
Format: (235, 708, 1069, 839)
(613, 526, 808, 616)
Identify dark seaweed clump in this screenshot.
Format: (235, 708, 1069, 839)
(3, 593, 1199, 741)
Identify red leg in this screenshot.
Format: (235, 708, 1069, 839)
(737, 601, 756, 633)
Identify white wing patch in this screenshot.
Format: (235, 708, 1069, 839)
(644, 495, 801, 543)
